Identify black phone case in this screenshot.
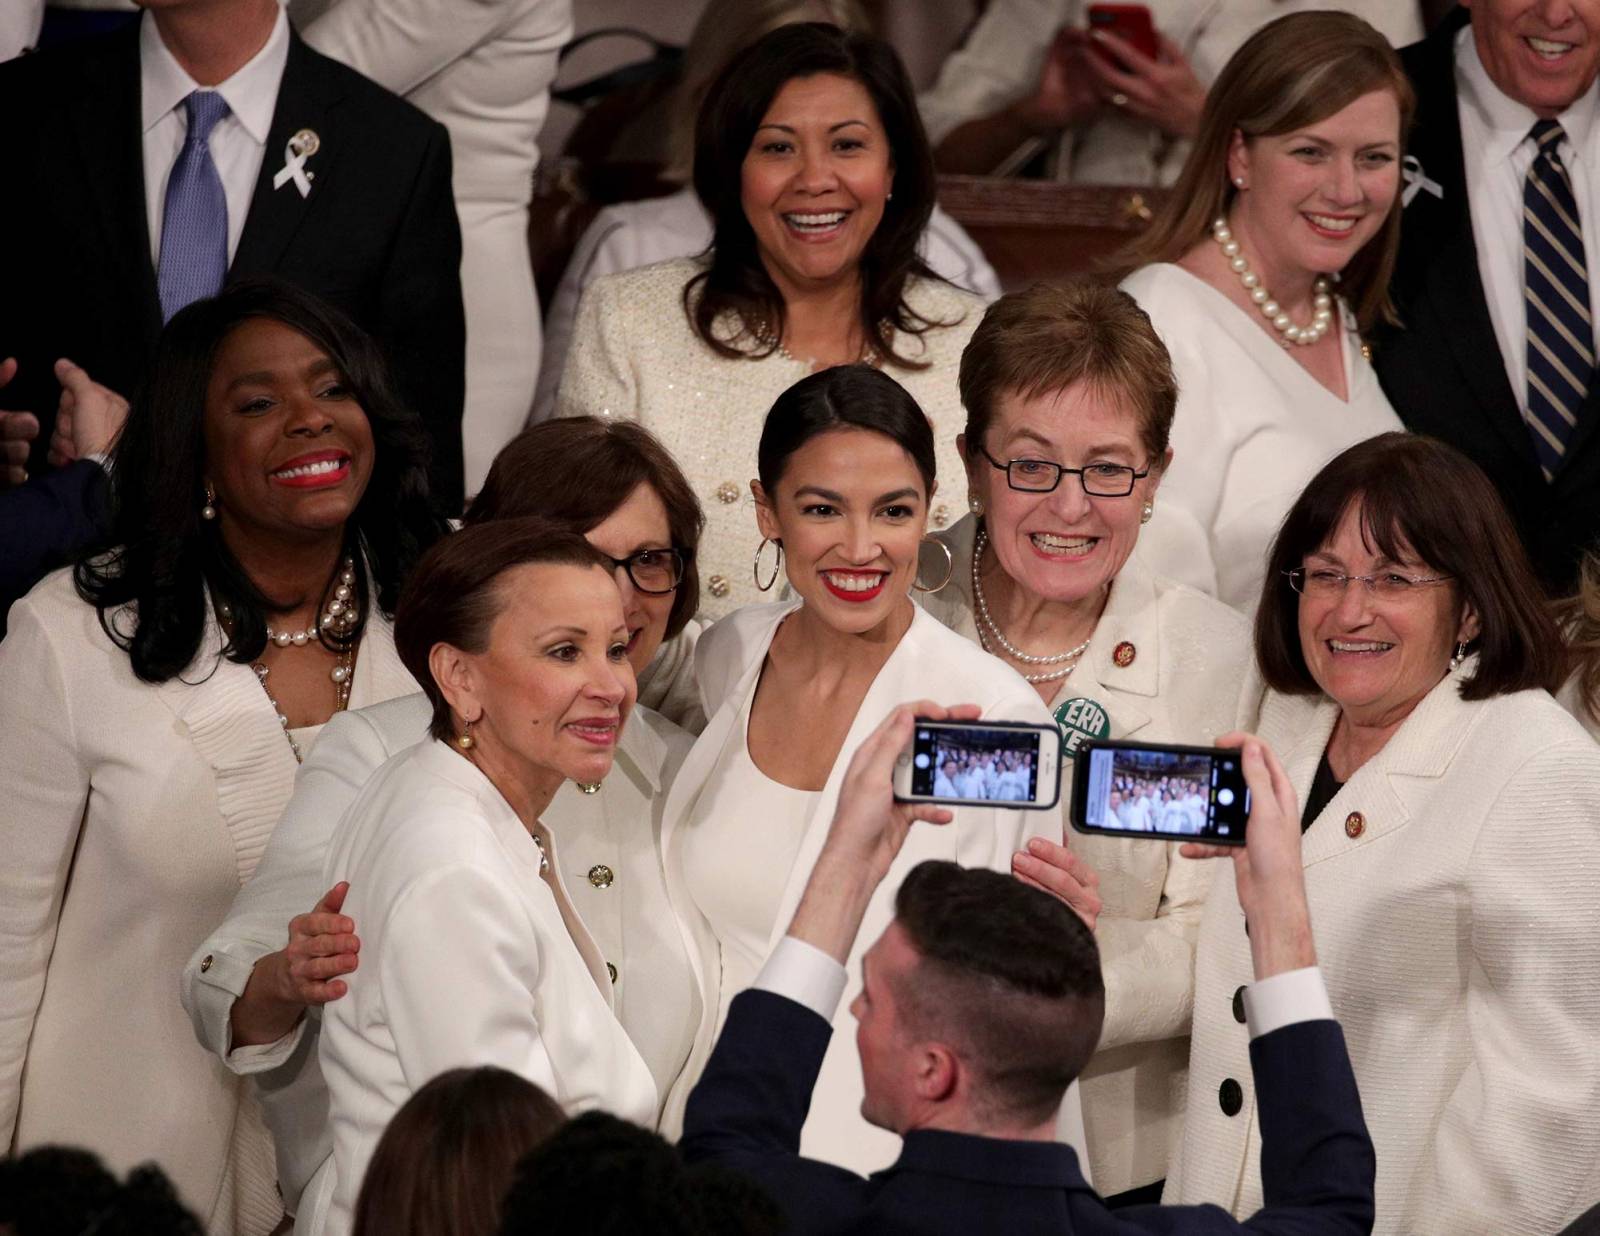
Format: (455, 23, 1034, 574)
(1068, 737, 1247, 845)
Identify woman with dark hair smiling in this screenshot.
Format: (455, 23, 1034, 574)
(556, 21, 981, 618)
(1172, 433, 1600, 1232)
(656, 364, 1099, 1174)
(0, 279, 447, 1236)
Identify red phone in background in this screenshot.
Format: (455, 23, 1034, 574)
(1087, 3, 1159, 67)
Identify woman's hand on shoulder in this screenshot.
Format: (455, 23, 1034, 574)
(228, 881, 360, 1051)
(1013, 838, 1103, 931)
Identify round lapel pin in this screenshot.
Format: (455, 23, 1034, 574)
(1053, 696, 1111, 761)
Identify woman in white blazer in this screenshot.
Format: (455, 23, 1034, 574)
(919, 281, 1261, 1203)
(317, 522, 659, 1236)
(655, 365, 1097, 1175)
(0, 283, 449, 1236)
(180, 416, 707, 1231)
(1115, 14, 1409, 609)
(1168, 434, 1600, 1233)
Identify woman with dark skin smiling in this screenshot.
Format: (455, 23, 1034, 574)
(0, 279, 446, 1236)
(656, 364, 1099, 1175)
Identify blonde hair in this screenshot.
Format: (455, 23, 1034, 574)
(1117, 11, 1414, 333)
(1557, 552, 1600, 723)
(665, 0, 871, 181)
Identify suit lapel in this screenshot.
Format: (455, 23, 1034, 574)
(232, 33, 347, 277)
(68, 29, 161, 349)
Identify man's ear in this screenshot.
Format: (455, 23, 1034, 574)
(913, 1042, 961, 1106)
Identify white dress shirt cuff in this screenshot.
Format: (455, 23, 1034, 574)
(1243, 966, 1334, 1040)
(753, 937, 849, 1021)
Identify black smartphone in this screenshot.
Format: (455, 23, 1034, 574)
(894, 719, 1063, 810)
(1070, 738, 1249, 844)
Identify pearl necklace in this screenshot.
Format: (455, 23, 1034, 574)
(971, 530, 1092, 684)
(253, 649, 354, 764)
(263, 557, 360, 653)
(1211, 217, 1334, 349)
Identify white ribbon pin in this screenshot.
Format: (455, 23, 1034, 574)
(1401, 155, 1443, 208)
(273, 128, 319, 199)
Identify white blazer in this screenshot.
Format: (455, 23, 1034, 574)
(0, 568, 415, 1236)
(181, 692, 698, 1226)
(1168, 673, 1600, 1233)
(317, 738, 658, 1236)
(657, 599, 1085, 1172)
(920, 516, 1262, 1194)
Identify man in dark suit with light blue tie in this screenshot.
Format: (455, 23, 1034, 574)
(680, 704, 1375, 1236)
(1376, 3, 1600, 592)
(0, 0, 465, 512)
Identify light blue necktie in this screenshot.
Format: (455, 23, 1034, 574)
(157, 90, 231, 323)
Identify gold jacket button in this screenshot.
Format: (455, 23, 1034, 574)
(606, 962, 618, 984)
(588, 864, 614, 889)
(932, 503, 949, 527)
(716, 481, 740, 505)
(1344, 811, 1365, 839)
(200, 954, 214, 973)
(1113, 640, 1136, 668)
(708, 574, 730, 598)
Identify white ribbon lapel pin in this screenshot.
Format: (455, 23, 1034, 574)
(272, 128, 320, 199)
(1402, 155, 1443, 208)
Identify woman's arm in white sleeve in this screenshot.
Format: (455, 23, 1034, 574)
(0, 596, 90, 1142)
(552, 275, 642, 423)
(379, 864, 559, 1094)
(1416, 741, 1600, 1230)
(181, 707, 396, 1071)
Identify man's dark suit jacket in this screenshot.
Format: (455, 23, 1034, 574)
(0, 24, 467, 509)
(0, 459, 106, 636)
(1375, 10, 1600, 592)
(681, 988, 1375, 1236)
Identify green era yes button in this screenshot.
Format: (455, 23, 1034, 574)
(1053, 696, 1111, 761)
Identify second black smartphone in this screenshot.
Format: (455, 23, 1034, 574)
(1070, 738, 1249, 845)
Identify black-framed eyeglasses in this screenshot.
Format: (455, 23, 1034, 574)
(604, 547, 692, 595)
(1283, 567, 1454, 599)
(978, 445, 1151, 496)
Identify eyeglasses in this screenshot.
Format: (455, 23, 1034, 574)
(604, 547, 691, 595)
(977, 445, 1150, 496)
(1284, 567, 1454, 599)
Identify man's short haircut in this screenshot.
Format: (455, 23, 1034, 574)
(891, 861, 1105, 1126)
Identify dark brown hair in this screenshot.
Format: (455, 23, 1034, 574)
(959, 281, 1178, 462)
(352, 1067, 564, 1236)
(466, 417, 704, 639)
(757, 364, 936, 495)
(891, 861, 1104, 1126)
(1555, 551, 1600, 723)
(1255, 433, 1564, 700)
(395, 519, 612, 742)
(687, 22, 954, 369)
(1115, 11, 1415, 333)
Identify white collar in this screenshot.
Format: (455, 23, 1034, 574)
(139, 6, 289, 145)
(1456, 22, 1600, 168)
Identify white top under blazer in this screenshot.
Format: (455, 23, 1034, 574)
(181, 691, 698, 1229)
(0, 567, 416, 1236)
(1168, 671, 1600, 1232)
(921, 516, 1263, 1195)
(317, 737, 658, 1236)
(1120, 263, 1405, 611)
(657, 599, 1087, 1175)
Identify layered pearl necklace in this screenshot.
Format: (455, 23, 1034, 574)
(1211, 217, 1334, 349)
(971, 529, 1092, 684)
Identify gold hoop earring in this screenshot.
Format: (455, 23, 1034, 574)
(201, 482, 217, 521)
(1140, 501, 1154, 525)
(456, 717, 475, 750)
(913, 536, 955, 594)
(753, 538, 783, 592)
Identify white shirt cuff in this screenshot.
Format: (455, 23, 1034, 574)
(753, 936, 849, 1021)
(1243, 966, 1334, 1040)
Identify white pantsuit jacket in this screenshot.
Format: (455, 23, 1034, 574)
(656, 599, 1087, 1174)
(1168, 674, 1600, 1233)
(295, 0, 573, 494)
(317, 737, 658, 1236)
(0, 568, 415, 1236)
(181, 691, 698, 1231)
(921, 516, 1262, 1194)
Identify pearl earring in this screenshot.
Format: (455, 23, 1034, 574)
(456, 717, 475, 750)
(201, 482, 217, 521)
(1233, 176, 1246, 189)
(1140, 501, 1154, 524)
(1449, 641, 1469, 672)
(968, 495, 984, 517)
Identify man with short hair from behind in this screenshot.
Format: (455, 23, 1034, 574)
(680, 701, 1374, 1236)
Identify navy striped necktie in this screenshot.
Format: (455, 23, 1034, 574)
(1524, 118, 1594, 481)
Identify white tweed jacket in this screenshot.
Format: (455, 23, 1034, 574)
(0, 568, 415, 1236)
(553, 257, 982, 619)
(1167, 672, 1600, 1232)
